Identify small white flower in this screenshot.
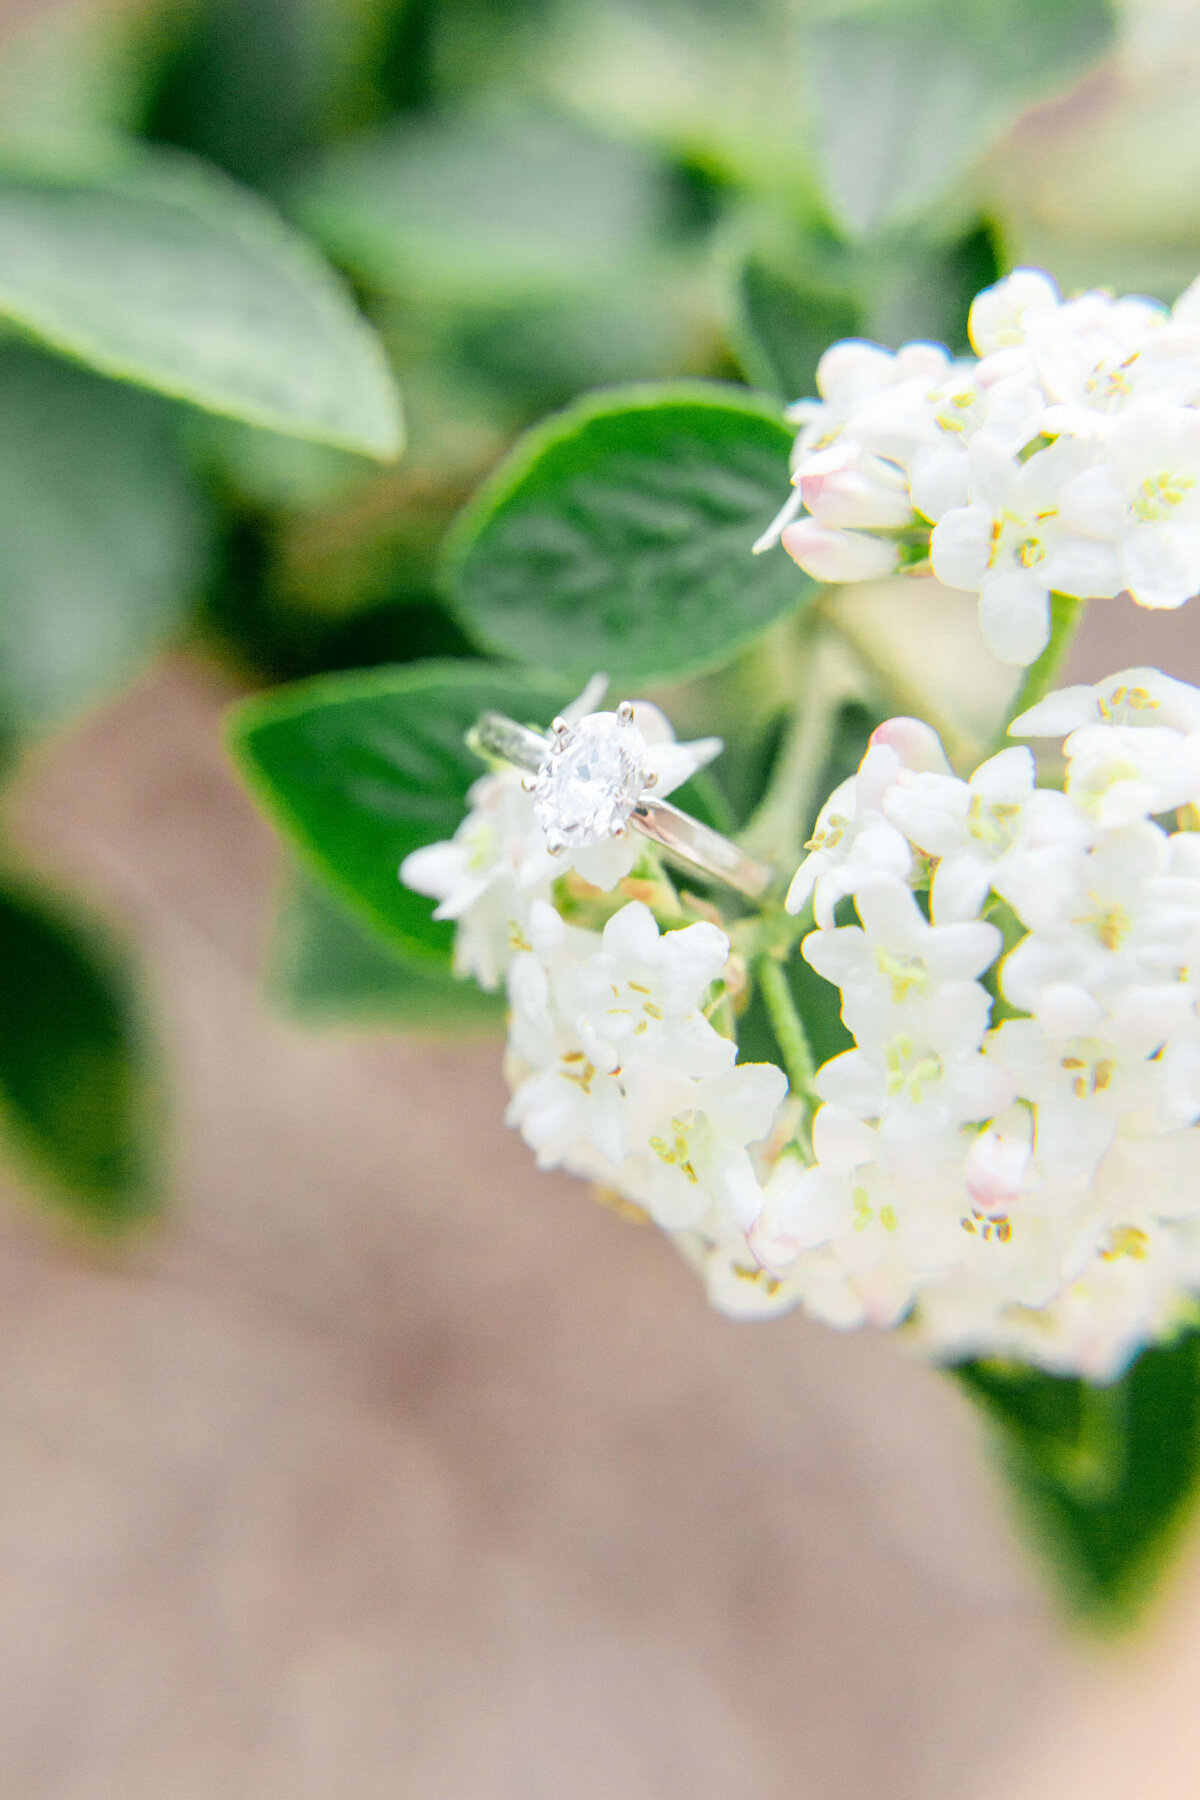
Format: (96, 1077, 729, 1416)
(754, 338, 949, 555)
(881, 744, 1037, 923)
(908, 360, 1045, 523)
(786, 721, 951, 926)
(1049, 399, 1200, 610)
(968, 267, 1060, 356)
(506, 901, 736, 1175)
(1008, 672, 1200, 826)
(802, 877, 1002, 1015)
(566, 901, 734, 1081)
(615, 1058, 788, 1231)
(1010, 665, 1200, 737)
(796, 441, 915, 530)
(401, 767, 545, 990)
(931, 435, 1122, 665)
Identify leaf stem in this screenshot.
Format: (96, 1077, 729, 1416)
(990, 593, 1085, 756)
(755, 953, 820, 1150)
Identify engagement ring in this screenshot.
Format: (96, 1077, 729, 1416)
(469, 691, 775, 900)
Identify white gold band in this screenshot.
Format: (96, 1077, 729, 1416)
(469, 710, 775, 900)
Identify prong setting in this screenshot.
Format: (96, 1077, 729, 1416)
(528, 700, 650, 855)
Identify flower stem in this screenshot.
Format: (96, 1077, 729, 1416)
(990, 593, 1085, 755)
(739, 626, 862, 870)
(755, 953, 820, 1149)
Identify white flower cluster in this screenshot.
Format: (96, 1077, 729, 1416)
(401, 664, 1200, 1380)
(759, 267, 1200, 667)
(694, 666, 1200, 1381)
(504, 899, 786, 1234)
(401, 687, 789, 1242)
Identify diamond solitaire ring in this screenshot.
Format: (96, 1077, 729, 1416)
(469, 700, 775, 900)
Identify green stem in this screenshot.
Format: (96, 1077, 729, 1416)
(989, 593, 1085, 756)
(755, 953, 820, 1151)
(738, 627, 862, 869)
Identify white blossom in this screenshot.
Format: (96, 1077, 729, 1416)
(759, 261, 1200, 667)
(1011, 667, 1200, 825)
(930, 434, 1122, 664)
(785, 717, 951, 926)
(968, 267, 1061, 357)
(503, 900, 787, 1234)
(401, 766, 546, 990)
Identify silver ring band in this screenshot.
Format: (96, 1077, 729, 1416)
(469, 710, 775, 900)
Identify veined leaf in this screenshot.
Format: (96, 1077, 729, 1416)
(0, 146, 402, 455)
(443, 382, 811, 687)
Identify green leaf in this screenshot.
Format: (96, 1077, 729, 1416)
(733, 218, 1001, 398)
(143, 0, 365, 192)
(807, 0, 1118, 237)
(295, 111, 673, 303)
(0, 147, 402, 456)
(228, 659, 572, 964)
(734, 253, 862, 402)
(270, 870, 506, 1029)
(443, 382, 812, 688)
(0, 344, 208, 736)
(0, 875, 159, 1225)
(958, 1332, 1200, 1628)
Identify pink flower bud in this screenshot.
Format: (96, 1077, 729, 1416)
(798, 444, 914, 529)
(869, 716, 952, 775)
(964, 1123, 1031, 1211)
(781, 519, 900, 584)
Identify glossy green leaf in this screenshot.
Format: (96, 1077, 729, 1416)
(959, 1332, 1200, 1628)
(295, 112, 672, 303)
(270, 870, 505, 1029)
(0, 345, 208, 735)
(0, 147, 402, 455)
(0, 876, 159, 1224)
(734, 254, 861, 402)
(807, 0, 1117, 237)
(733, 219, 1001, 398)
(443, 382, 811, 687)
(228, 659, 571, 964)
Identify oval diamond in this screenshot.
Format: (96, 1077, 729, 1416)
(532, 712, 647, 849)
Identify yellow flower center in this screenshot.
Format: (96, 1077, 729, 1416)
(1133, 469, 1195, 522)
